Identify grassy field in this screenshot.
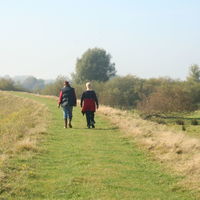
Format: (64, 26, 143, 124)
(145, 112, 200, 138)
(0, 92, 199, 199)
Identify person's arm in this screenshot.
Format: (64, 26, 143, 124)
(93, 91, 99, 109)
(80, 92, 85, 107)
(58, 90, 63, 108)
(72, 88, 77, 106)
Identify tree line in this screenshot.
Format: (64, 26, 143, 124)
(1, 48, 200, 115)
(41, 48, 200, 115)
(0, 75, 55, 92)
(0, 78, 23, 91)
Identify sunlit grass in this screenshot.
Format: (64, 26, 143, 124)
(98, 105, 200, 192)
(0, 92, 198, 199)
(0, 91, 49, 195)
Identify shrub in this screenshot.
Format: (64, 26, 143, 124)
(137, 86, 196, 115)
(153, 119, 166, 124)
(0, 78, 24, 91)
(176, 120, 185, 125)
(191, 119, 198, 125)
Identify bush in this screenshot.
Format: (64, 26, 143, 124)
(176, 120, 185, 125)
(137, 85, 196, 115)
(99, 75, 143, 108)
(0, 78, 24, 91)
(191, 119, 198, 125)
(153, 119, 166, 124)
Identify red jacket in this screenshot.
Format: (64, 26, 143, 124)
(81, 90, 98, 112)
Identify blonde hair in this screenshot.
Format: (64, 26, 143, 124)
(86, 82, 92, 90)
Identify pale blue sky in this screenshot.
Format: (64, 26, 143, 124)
(0, 0, 200, 80)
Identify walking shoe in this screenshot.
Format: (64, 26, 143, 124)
(91, 121, 95, 128)
(69, 124, 72, 128)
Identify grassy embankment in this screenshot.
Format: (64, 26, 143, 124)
(99, 106, 200, 191)
(0, 91, 198, 199)
(145, 112, 200, 137)
(0, 91, 49, 197)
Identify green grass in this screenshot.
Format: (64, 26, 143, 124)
(144, 112, 200, 138)
(1, 92, 198, 199)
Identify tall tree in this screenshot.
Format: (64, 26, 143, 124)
(187, 64, 200, 82)
(73, 48, 116, 83)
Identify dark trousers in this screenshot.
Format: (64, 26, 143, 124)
(85, 111, 95, 126)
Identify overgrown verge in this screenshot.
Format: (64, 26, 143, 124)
(0, 91, 49, 196)
(98, 105, 200, 191)
(140, 112, 200, 136)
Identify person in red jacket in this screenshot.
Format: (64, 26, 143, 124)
(81, 82, 99, 128)
(58, 81, 76, 128)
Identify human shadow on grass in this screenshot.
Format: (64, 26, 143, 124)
(72, 127, 119, 131)
(94, 127, 119, 130)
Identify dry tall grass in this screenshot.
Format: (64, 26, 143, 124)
(98, 105, 200, 190)
(0, 91, 49, 190)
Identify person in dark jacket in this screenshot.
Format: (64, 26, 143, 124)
(81, 82, 99, 128)
(58, 81, 76, 128)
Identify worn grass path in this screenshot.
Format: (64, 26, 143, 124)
(4, 92, 197, 200)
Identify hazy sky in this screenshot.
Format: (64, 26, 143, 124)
(0, 0, 200, 80)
